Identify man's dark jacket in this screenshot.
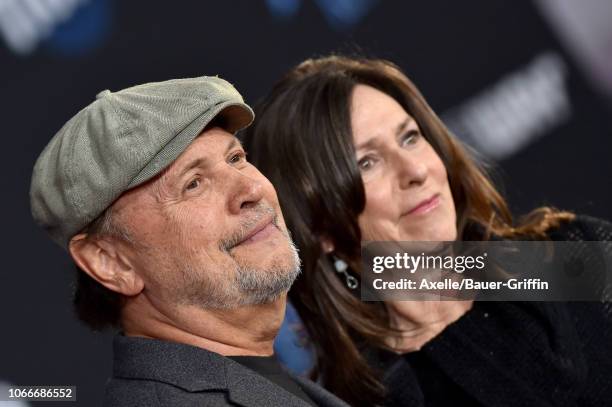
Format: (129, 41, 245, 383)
(103, 335, 349, 407)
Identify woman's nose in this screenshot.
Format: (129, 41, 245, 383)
(394, 150, 428, 189)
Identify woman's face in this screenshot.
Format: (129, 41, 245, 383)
(351, 84, 457, 242)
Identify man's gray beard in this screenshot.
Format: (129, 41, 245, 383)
(177, 236, 301, 310)
(232, 236, 301, 307)
(176, 205, 302, 309)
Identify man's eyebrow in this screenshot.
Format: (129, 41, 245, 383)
(225, 137, 242, 155)
(175, 137, 243, 180)
(177, 158, 206, 180)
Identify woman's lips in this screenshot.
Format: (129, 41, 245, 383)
(407, 194, 440, 216)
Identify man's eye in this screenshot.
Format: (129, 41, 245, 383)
(229, 151, 246, 164)
(185, 178, 200, 191)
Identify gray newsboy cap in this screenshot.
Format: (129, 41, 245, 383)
(30, 75, 254, 249)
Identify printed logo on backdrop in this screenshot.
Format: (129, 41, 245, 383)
(265, 0, 379, 30)
(442, 51, 571, 159)
(0, 0, 112, 56)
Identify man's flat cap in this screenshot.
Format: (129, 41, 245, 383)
(30, 76, 254, 248)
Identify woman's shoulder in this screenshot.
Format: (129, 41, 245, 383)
(546, 213, 612, 241)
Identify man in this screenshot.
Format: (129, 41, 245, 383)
(30, 76, 348, 407)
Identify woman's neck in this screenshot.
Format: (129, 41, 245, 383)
(385, 299, 474, 353)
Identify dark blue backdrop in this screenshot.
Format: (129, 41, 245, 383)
(2, 1, 610, 405)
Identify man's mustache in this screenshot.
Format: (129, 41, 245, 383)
(219, 203, 280, 252)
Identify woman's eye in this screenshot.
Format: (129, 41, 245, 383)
(401, 130, 420, 146)
(357, 157, 374, 171)
(185, 178, 200, 191)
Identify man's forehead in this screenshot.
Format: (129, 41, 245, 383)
(112, 128, 242, 209)
(167, 128, 242, 176)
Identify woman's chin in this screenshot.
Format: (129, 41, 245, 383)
(398, 223, 457, 242)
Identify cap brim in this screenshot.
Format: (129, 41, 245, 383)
(218, 103, 255, 133)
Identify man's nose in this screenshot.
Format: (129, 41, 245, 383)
(226, 168, 265, 214)
(394, 150, 428, 189)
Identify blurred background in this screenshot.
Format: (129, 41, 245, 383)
(2, 0, 611, 405)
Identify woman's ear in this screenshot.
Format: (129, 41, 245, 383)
(321, 237, 335, 254)
(69, 233, 144, 296)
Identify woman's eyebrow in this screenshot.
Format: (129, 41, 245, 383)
(395, 117, 415, 136)
(355, 137, 378, 151)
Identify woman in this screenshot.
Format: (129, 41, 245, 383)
(243, 55, 612, 406)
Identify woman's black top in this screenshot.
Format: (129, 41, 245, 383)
(379, 214, 612, 407)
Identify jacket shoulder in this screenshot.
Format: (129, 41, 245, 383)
(103, 378, 160, 407)
(290, 375, 351, 407)
(103, 377, 231, 407)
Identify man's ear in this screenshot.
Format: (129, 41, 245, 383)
(69, 233, 144, 296)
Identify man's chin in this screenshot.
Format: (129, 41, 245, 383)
(233, 238, 298, 267)
(244, 290, 289, 307)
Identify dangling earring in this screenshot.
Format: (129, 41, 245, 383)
(333, 256, 359, 289)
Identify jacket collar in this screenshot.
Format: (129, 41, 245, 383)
(111, 335, 325, 406)
(112, 334, 228, 392)
(223, 357, 316, 406)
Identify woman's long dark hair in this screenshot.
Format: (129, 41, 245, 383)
(243, 55, 574, 406)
